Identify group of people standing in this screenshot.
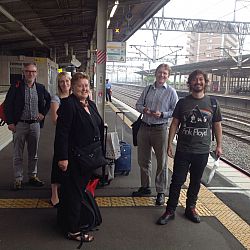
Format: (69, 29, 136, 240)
(4, 63, 103, 243)
(3, 62, 223, 243)
(133, 63, 222, 225)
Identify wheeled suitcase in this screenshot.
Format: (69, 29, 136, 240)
(114, 112, 132, 176)
(93, 124, 115, 186)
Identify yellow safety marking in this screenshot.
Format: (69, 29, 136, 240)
(198, 185, 250, 249)
(0, 195, 249, 248)
(0, 199, 39, 208)
(111, 197, 134, 206)
(37, 199, 53, 208)
(133, 197, 155, 206)
(96, 197, 111, 207)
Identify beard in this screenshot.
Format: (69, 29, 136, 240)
(191, 84, 205, 93)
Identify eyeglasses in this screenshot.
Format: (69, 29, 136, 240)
(24, 70, 37, 74)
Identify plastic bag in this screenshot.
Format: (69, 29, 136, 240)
(207, 156, 220, 184)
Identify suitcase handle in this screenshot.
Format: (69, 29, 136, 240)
(115, 111, 125, 141)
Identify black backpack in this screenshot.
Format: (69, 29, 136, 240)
(57, 190, 102, 235)
(80, 190, 102, 232)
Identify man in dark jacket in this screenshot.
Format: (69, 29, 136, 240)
(4, 63, 51, 190)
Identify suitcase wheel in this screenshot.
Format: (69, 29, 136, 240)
(122, 171, 130, 176)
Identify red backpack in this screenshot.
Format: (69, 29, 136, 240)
(0, 81, 21, 126)
(0, 102, 6, 126)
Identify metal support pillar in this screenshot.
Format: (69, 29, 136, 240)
(225, 69, 230, 94)
(96, 0, 107, 119)
(173, 73, 177, 89)
(178, 73, 181, 86)
(90, 40, 95, 90)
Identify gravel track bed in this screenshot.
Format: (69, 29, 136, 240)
(212, 135, 250, 174)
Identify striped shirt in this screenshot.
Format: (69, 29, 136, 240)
(135, 82, 178, 125)
(20, 83, 39, 120)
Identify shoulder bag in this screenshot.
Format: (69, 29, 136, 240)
(131, 86, 151, 146)
(72, 140, 108, 175)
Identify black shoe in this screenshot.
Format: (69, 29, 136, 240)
(155, 193, 165, 205)
(28, 176, 45, 187)
(13, 180, 23, 191)
(156, 210, 175, 225)
(185, 207, 200, 223)
(132, 187, 151, 197)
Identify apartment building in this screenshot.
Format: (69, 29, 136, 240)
(186, 31, 238, 63)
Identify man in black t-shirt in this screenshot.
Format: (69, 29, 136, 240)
(157, 70, 223, 225)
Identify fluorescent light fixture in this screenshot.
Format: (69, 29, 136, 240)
(230, 67, 238, 70)
(21, 25, 33, 36)
(242, 66, 250, 69)
(0, 5, 15, 22)
(107, 19, 110, 28)
(110, 5, 117, 18)
(36, 38, 44, 46)
(71, 55, 81, 67)
(212, 69, 218, 71)
(110, 1, 119, 18)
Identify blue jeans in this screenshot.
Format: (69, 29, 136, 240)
(166, 151, 209, 211)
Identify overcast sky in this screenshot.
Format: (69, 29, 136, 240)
(126, 0, 250, 67)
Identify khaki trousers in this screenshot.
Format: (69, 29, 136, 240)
(137, 123, 168, 193)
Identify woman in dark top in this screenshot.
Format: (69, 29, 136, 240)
(54, 72, 104, 242)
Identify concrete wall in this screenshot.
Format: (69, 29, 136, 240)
(0, 56, 58, 94)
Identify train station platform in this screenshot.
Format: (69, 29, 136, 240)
(0, 100, 249, 250)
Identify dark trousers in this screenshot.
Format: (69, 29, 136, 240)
(166, 151, 209, 211)
(51, 155, 63, 184)
(106, 89, 112, 102)
(59, 162, 92, 233)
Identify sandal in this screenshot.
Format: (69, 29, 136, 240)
(67, 232, 94, 248)
(49, 200, 59, 208)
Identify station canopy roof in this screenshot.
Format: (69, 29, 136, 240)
(136, 54, 250, 78)
(0, 0, 169, 68)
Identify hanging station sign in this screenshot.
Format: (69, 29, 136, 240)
(107, 42, 126, 62)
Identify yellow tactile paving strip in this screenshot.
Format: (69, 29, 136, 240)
(0, 181, 249, 248)
(0, 193, 249, 248)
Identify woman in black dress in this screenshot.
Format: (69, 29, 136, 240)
(54, 72, 104, 242)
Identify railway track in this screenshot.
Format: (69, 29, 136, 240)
(222, 111, 250, 124)
(222, 123, 250, 144)
(220, 157, 250, 178)
(113, 85, 250, 144)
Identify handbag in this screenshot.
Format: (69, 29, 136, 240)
(72, 141, 108, 174)
(131, 86, 151, 146)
